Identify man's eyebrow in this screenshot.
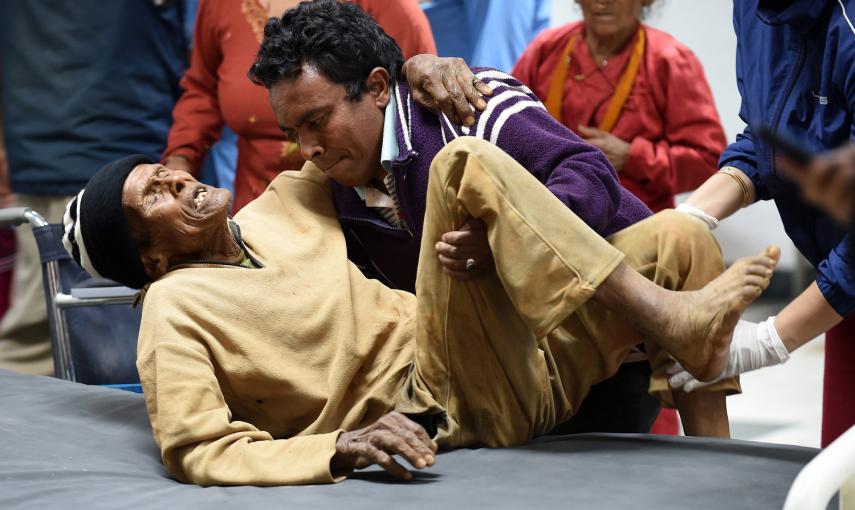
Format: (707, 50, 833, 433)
(295, 106, 327, 127)
(278, 107, 325, 133)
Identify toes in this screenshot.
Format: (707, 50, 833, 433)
(763, 245, 781, 264)
(740, 283, 764, 302)
(745, 263, 774, 278)
(743, 274, 771, 290)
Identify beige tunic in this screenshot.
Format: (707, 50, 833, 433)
(137, 166, 417, 486)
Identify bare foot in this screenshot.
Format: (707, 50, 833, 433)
(653, 245, 781, 381)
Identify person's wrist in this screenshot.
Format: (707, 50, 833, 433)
(401, 53, 431, 78)
(614, 139, 631, 171)
(163, 154, 192, 172)
(718, 166, 753, 208)
(331, 431, 352, 475)
(676, 203, 719, 230)
(164, 153, 189, 163)
(764, 316, 790, 365)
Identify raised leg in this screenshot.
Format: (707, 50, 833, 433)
(402, 138, 775, 448)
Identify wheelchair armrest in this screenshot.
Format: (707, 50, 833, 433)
(68, 286, 139, 300)
(74, 277, 127, 289)
(0, 207, 49, 228)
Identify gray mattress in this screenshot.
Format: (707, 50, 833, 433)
(0, 368, 825, 509)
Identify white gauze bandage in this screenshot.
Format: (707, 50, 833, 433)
(675, 203, 719, 230)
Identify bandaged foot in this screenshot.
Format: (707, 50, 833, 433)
(668, 317, 790, 391)
(654, 245, 781, 381)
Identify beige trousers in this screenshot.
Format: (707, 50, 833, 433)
(0, 194, 72, 375)
(397, 138, 738, 448)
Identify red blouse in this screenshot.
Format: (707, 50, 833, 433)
(512, 22, 726, 212)
(164, 0, 437, 212)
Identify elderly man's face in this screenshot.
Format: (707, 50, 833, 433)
(121, 164, 231, 273)
(269, 65, 389, 187)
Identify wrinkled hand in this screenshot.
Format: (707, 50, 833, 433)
(331, 411, 437, 481)
(778, 144, 855, 226)
(163, 154, 194, 174)
(402, 54, 493, 127)
(576, 125, 631, 172)
(435, 217, 493, 280)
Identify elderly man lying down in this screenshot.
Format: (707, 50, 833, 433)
(62, 144, 777, 486)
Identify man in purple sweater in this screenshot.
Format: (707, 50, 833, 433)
(250, 0, 744, 438)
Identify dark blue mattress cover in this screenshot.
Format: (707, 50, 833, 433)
(0, 369, 825, 509)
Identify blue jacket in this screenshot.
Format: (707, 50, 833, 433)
(422, 0, 550, 72)
(0, 1, 191, 196)
(721, 0, 855, 316)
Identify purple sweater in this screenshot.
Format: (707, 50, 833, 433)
(332, 68, 651, 293)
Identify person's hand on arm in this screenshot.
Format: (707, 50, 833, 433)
(331, 411, 437, 480)
(434, 217, 493, 280)
(575, 125, 631, 171)
(402, 55, 493, 127)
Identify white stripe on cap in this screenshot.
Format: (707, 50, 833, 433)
(62, 189, 103, 278)
(61, 192, 80, 259)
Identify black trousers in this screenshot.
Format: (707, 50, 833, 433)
(550, 361, 660, 435)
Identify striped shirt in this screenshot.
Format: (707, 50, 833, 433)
(354, 90, 408, 230)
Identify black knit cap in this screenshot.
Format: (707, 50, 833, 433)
(62, 155, 155, 289)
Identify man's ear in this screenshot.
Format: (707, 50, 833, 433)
(366, 67, 391, 109)
(141, 251, 169, 281)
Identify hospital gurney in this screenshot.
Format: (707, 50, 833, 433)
(0, 207, 140, 388)
(0, 368, 834, 510)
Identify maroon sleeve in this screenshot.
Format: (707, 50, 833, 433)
(357, 0, 437, 58)
(623, 43, 726, 195)
(162, 0, 225, 174)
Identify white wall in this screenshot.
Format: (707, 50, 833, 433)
(551, 1, 801, 270)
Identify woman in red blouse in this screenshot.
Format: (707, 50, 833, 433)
(512, 0, 726, 213)
(163, 0, 437, 212)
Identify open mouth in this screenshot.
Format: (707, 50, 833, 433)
(193, 187, 209, 210)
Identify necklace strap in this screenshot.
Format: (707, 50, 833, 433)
(545, 26, 646, 133)
(545, 30, 581, 123)
(599, 27, 645, 133)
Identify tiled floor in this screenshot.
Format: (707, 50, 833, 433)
(726, 299, 824, 448)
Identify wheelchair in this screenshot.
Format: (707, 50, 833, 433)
(0, 207, 141, 391)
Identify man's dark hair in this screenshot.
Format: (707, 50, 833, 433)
(248, 0, 404, 100)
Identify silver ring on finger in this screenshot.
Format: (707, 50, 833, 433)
(465, 258, 477, 272)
